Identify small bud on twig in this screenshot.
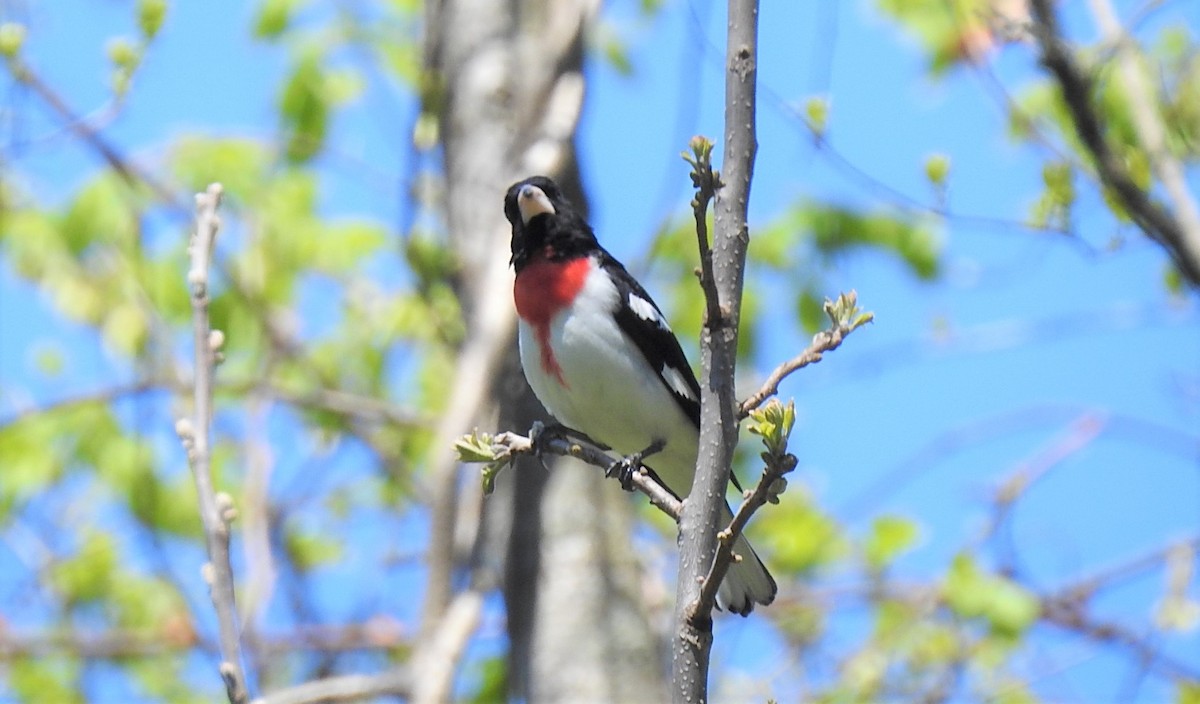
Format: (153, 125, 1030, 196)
(215, 492, 237, 524)
(200, 562, 216, 587)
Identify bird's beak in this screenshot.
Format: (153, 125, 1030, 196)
(517, 185, 556, 224)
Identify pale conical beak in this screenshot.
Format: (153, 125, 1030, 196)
(517, 185, 556, 224)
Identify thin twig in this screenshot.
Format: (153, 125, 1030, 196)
(738, 320, 856, 419)
(487, 431, 684, 520)
(252, 669, 410, 704)
(177, 183, 249, 704)
(0, 621, 413, 659)
(685, 137, 723, 324)
(1054, 535, 1200, 599)
(690, 449, 796, 619)
(6, 59, 186, 213)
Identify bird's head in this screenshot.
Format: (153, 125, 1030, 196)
(504, 176, 597, 271)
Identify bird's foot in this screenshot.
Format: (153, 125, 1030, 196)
(529, 421, 608, 470)
(605, 439, 665, 492)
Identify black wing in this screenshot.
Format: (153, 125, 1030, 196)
(600, 252, 748, 492)
(600, 252, 702, 430)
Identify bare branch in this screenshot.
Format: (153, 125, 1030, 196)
(738, 307, 868, 419)
(691, 443, 795, 619)
(674, 0, 760, 699)
(1086, 0, 1200, 275)
(0, 380, 159, 429)
(485, 431, 683, 520)
(1028, 0, 1200, 286)
(0, 621, 411, 660)
(411, 591, 483, 704)
(5, 59, 185, 212)
(177, 183, 249, 704)
(1041, 594, 1200, 682)
(253, 670, 410, 704)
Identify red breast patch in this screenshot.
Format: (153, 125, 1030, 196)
(514, 256, 591, 385)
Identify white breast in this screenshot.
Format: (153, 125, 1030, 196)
(517, 263, 700, 495)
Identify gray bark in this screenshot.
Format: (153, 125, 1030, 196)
(673, 1, 759, 702)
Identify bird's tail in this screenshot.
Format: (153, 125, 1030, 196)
(716, 505, 777, 616)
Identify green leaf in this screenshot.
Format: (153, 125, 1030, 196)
(0, 22, 26, 58)
(747, 399, 795, 457)
(285, 528, 343, 571)
(944, 553, 1039, 636)
(801, 202, 942, 280)
(1165, 264, 1185, 295)
(106, 36, 141, 70)
(280, 53, 330, 163)
(254, 0, 304, 39)
(169, 136, 270, 199)
(756, 490, 846, 574)
(924, 153, 950, 186)
(805, 96, 829, 137)
(863, 515, 918, 570)
(0, 417, 63, 518)
(596, 25, 633, 77)
(468, 655, 508, 704)
(137, 0, 168, 40)
(32, 341, 65, 377)
(102, 302, 149, 356)
(877, 0, 992, 74)
(49, 531, 119, 604)
(455, 432, 497, 463)
(325, 67, 365, 105)
(749, 219, 795, 269)
(10, 657, 84, 704)
(1178, 681, 1200, 704)
(797, 287, 824, 333)
(60, 174, 138, 254)
(406, 234, 458, 284)
(313, 220, 387, 274)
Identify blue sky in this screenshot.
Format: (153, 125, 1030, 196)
(1, 0, 1197, 701)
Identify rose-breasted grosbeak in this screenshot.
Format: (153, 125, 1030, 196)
(504, 175, 777, 616)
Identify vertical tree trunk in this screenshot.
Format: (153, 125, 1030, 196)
(423, 1, 665, 700)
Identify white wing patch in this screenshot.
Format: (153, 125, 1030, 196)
(660, 363, 696, 402)
(628, 292, 669, 329)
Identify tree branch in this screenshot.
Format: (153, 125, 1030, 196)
(1085, 0, 1200, 279)
(5, 58, 185, 213)
(252, 669, 410, 704)
(479, 430, 683, 520)
(691, 421, 795, 618)
(684, 136, 723, 325)
(411, 590, 483, 704)
(0, 622, 411, 660)
(674, 0, 759, 700)
(738, 293, 872, 419)
(175, 183, 249, 704)
(1028, 0, 1200, 286)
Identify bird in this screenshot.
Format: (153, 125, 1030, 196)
(503, 175, 777, 616)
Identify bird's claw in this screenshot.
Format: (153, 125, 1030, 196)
(605, 455, 640, 492)
(605, 439, 665, 492)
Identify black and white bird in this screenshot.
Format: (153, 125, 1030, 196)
(504, 175, 776, 616)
